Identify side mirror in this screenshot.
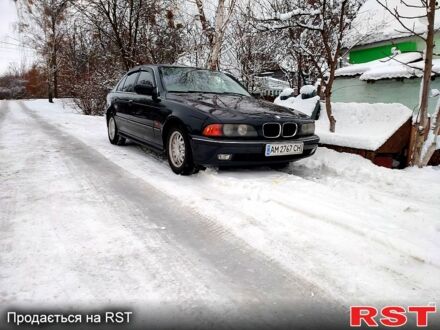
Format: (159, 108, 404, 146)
(134, 83, 155, 96)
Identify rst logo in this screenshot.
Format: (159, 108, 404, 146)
(350, 305, 437, 327)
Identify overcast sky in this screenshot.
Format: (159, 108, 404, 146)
(0, 0, 34, 75)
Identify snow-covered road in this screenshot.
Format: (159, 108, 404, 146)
(1, 99, 439, 327)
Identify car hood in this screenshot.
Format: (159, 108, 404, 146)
(167, 93, 310, 121)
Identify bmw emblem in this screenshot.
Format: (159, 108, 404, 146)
(274, 115, 281, 119)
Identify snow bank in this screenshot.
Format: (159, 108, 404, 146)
(274, 94, 319, 117)
(276, 94, 413, 150)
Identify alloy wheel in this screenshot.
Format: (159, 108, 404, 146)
(108, 117, 116, 140)
(169, 131, 186, 168)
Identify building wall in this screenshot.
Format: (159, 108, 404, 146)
(348, 34, 440, 64)
(332, 76, 440, 114)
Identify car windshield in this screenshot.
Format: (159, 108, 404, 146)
(160, 67, 251, 97)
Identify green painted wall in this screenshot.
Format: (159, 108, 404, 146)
(332, 77, 439, 115)
(349, 42, 417, 64)
(349, 34, 440, 64)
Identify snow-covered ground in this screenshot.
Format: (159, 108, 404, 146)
(1, 99, 440, 326)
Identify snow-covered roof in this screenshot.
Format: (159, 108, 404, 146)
(317, 102, 412, 150)
(255, 76, 290, 90)
(336, 52, 422, 77)
(336, 52, 440, 80)
(346, 0, 440, 47)
(275, 93, 413, 150)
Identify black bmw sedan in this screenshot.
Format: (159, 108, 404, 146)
(106, 65, 319, 175)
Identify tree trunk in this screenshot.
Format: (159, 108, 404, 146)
(52, 45, 58, 99)
(51, 16, 59, 99)
(47, 57, 53, 103)
(421, 108, 440, 165)
(208, 42, 222, 70)
(324, 88, 336, 132)
(208, 0, 226, 70)
(297, 54, 303, 93)
(48, 77, 54, 103)
(324, 62, 337, 132)
(410, 0, 436, 166)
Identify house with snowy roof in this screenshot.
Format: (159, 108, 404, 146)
(332, 0, 440, 114)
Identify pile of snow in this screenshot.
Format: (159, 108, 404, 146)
(278, 88, 295, 98)
(335, 52, 428, 80)
(317, 102, 412, 150)
(299, 85, 316, 95)
(276, 93, 413, 150)
(274, 93, 319, 117)
(346, 0, 440, 46)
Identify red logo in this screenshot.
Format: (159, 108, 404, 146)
(350, 305, 436, 327)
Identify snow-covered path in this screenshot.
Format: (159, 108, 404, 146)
(1, 100, 440, 327)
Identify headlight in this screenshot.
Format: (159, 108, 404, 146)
(223, 124, 257, 137)
(300, 122, 315, 135)
(237, 124, 248, 136)
(203, 124, 258, 137)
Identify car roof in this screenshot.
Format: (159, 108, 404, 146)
(127, 64, 210, 74)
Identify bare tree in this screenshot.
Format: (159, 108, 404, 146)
(227, 2, 279, 91)
(253, 0, 362, 132)
(195, 0, 237, 70)
(17, 0, 69, 103)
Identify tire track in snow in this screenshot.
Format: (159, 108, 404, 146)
(165, 164, 440, 304)
(0, 100, 10, 125)
(205, 167, 440, 270)
(272, 198, 438, 268)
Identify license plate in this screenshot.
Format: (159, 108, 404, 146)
(265, 142, 304, 157)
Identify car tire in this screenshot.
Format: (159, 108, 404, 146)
(107, 115, 126, 146)
(166, 125, 197, 175)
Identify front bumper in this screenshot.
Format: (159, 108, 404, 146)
(190, 135, 320, 166)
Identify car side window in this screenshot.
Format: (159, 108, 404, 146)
(116, 76, 127, 92)
(137, 70, 155, 88)
(122, 72, 139, 92)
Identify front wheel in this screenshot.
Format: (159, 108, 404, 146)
(108, 115, 126, 145)
(166, 126, 197, 175)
